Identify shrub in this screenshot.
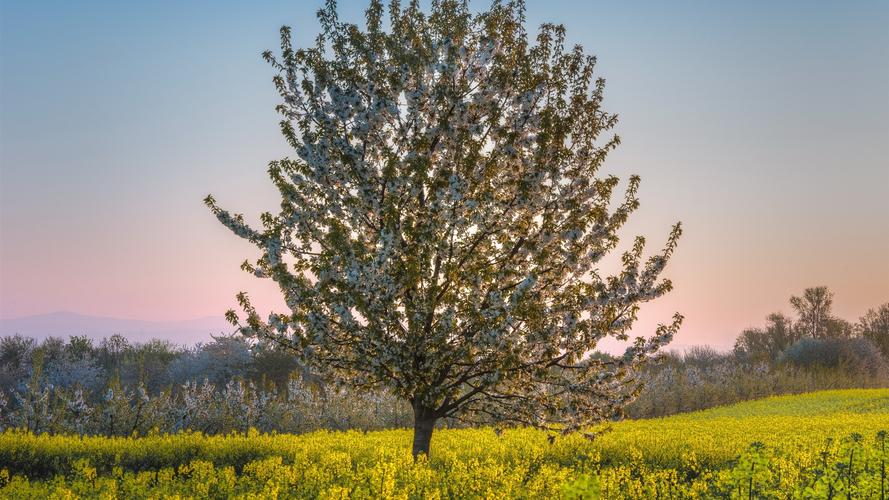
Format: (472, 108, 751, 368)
(780, 337, 889, 378)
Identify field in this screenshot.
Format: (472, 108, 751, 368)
(1, 389, 886, 498)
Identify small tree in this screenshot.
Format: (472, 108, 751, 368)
(859, 303, 889, 358)
(733, 313, 798, 362)
(790, 287, 835, 340)
(206, 0, 681, 458)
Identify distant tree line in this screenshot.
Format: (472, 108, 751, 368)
(628, 287, 889, 417)
(0, 286, 886, 432)
(733, 286, 888, 361)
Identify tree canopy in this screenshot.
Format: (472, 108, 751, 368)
(206, 0, 682, 457)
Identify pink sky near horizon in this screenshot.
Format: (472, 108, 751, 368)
(1, 0, 888, 351)
(2, 163, 885, 351)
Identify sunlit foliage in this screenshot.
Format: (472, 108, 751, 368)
(205, 0, 681, 457)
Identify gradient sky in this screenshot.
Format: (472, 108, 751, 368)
(1, 0, 887, 349)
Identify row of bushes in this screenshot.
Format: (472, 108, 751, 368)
(1, 376, 410, 437)
(627, 337, 888, 418)
(2, 334, 885, 433)
(0, 333, 416, 436)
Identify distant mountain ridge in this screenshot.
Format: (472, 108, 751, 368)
(0, 311, 233, 345)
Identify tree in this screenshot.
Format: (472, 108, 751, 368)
(790, 287, 835, 340)
(824, 317, 853, 339)
(249, 343, 302, 391)
(733, 313, 797, 361)
(767, 312, 800, 351)
(858, 303, 889, 358)
(0, 335, 35, 401)
(206, 0, 681, 458)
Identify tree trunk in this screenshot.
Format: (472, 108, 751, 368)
(411, 407, 437, 459)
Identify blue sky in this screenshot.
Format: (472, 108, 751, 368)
(1, 0, 887, 348)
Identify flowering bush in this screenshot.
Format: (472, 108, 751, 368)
(0, 375, 411, 437)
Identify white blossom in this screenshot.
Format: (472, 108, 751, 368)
(207, 0, 682, 456)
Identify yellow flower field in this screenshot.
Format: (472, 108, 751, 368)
(1, 389, 886, 498)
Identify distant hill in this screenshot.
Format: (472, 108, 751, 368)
(0, 311, 233, 345)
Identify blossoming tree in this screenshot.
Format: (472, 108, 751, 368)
(206, 0, 682, 458)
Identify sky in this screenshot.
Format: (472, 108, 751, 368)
(1, 0, 887, 350)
